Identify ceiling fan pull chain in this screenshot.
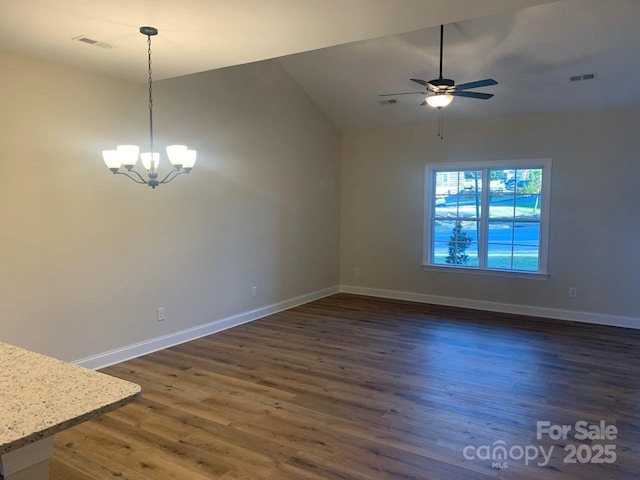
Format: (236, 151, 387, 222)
(438, 109, 444, 140)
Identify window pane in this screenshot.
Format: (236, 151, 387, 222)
(457, 188, 482, 219)
(489, 169, 509, 195)
(513, 222, 539, 245)
(515, 194, 541, 220)
(489, 190, 514, 218)
(432, 220, 477, 266)
(463, 170, 483, 192)
(433, 220, 458, 244)
(488, 221, 513, 244)
(433, 169, 482, 219)
(487, 242, 514, 269)
(512, 245, 540, 271)
(435, 171, 463, 196)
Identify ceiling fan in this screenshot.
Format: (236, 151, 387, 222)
(380, 24, 498, 109)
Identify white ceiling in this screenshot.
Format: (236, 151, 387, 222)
(1, 0, 639, 130)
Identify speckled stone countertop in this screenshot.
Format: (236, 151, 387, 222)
(0, 341, 141, 455)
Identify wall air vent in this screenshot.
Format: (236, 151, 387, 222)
(72, 35, 116, 50)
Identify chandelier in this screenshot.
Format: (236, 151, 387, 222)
(102, 26, 196, 189)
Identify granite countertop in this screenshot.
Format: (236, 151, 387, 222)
(0, 341, 141, 455)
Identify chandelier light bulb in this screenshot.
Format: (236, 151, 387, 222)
(183, 150, 197, 170)
(166, 145, 187, 167)
(141, 152, 160, 171)
(102, 150, 122, 171)
(117, 145, 140, 169)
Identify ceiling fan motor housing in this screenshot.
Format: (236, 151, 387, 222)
(429, 78, 455, 89)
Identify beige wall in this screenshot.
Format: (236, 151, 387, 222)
(0, 50, 340, 361)
(340, 107, 640, 319)
(3, 44, 637, 362)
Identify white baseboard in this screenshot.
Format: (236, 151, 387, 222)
(74, 285, 340, 370)
(75, 283, 637, 371)
(340, 284, 640, 330)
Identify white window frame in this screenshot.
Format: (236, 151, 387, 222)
(422, 158, 552, 278)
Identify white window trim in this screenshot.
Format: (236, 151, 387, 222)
(422, 158, 552, 277)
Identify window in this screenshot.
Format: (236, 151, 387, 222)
(423, 159, 551, 276)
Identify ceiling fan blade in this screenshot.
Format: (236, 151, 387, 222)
(410, 78, 428, 87)
(419, 100, 427, 106)
(455, 79, 498, 91)
(378, 91, 425, 97)
(452, 91, 494, 100)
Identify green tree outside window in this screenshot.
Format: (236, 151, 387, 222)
(445, 221, 472, 265)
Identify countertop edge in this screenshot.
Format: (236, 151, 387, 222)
(0, 388, 141, 456)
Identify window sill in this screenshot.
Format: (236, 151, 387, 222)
(421, 264, 550, 280)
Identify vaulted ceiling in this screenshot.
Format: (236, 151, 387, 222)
(280, 0, 640, 129)
(1, 0, 639, 130)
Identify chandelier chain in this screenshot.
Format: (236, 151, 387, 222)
(147, 34, 154, 155)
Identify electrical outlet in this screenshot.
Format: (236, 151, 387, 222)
(157, 307, 166, 321)
(353, 267, 360, 277)
(569, 287, 577, 298)
(251, 286, 257, 297)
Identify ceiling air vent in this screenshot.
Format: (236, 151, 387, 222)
(569, 73, 596, 82)
(72, 35, 116, 50)
(380, 99, 398, 105)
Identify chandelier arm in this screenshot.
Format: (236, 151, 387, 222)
(159, 170, 189, 184)
(127, 168, 150, 183)
(158, 168, 181, 184)
(114, 170, 148, 185)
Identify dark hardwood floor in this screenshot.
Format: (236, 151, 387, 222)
(50, 293, 640, 479)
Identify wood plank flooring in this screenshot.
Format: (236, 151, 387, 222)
(50, 294, 640, 479)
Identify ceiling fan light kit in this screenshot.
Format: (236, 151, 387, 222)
(426, 93, 453, 108)
(101, 26, 197, 189)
